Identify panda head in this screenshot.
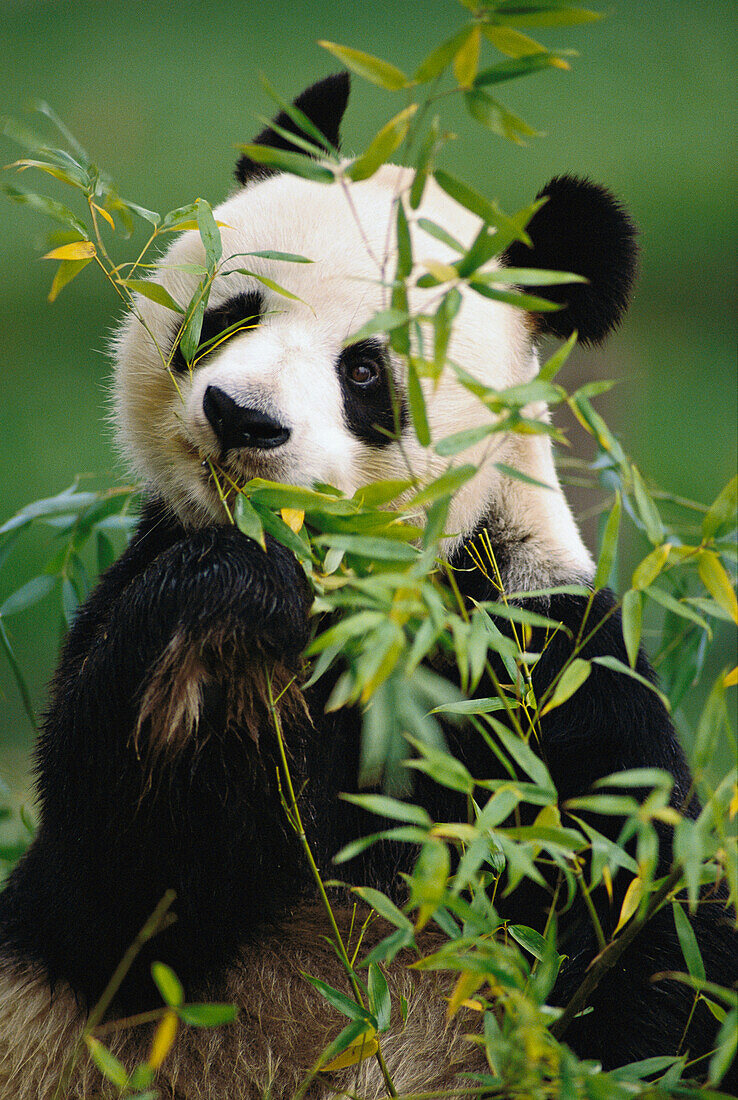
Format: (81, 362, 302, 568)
(113, 74, 637, 587)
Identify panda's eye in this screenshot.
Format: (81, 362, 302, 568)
(347, 359, 379, 387)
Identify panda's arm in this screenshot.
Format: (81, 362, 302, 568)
(0, 500, 314, 1012)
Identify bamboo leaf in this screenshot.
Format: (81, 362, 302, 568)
(621, 588, 642, 669)
(318, 42, 409, 90)
(122, 280, 185, 313)
(42, 240, 96, 261)
(407, 361, 430, 447)
(672, 900, 706, 981)
(614, 874, 643, 933)
(148, 1010, 178, 1069)
(48, 258, 92, 302)
(415, 27, 475, 83)
(235, 143, 334, 183)
(347, 105, 417, 182)
(594, 492, 620, 590)
(177, 1002, 238, 1026)
(698, 551, 738, 624)
(702, 475, 738, 541)
(541, 658, 591, 715)
(632, 543, 671, 591)
(0, 575, 55, 617)
(320, 1028, 378, 1071)
(85, 1038, 129, 1088)
(453, 25, 481, 86)
(631, 467, 664, 545)
(151, 962, 184, 1007)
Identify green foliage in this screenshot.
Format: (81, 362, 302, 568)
(1, 0, 736, 1096)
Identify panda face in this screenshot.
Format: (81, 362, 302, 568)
(113, 77, 637, 585)
(113, 167, 549, 543)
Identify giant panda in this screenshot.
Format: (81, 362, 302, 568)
(0, 73, 735, 1099)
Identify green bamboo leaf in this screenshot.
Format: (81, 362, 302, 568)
(345, 309, 409, 344)
(487, 267, 587, 286)
(621, 588, 642, 669)
(196, 198, 222, 271)
(468, 280, 559, 311)
(341, 793, 431, 827)
(464, 90, 539, 143)
(435, 424, 495, 457)
(709, 1009, 738, 1086)
(541, 658, 591, 715)
(367, 965, 391, 1031)
(631, 466, 664, 545)
(407, 361, 430, 447)
(395, 199, 412, 280)
(315, 534, 417, 562)
(318, 42, 409, 90)
(317, 1019, 377, 1071)
(482, 24, 548, 55)
(632, 543, 671, 591)
(409, 118, 440, 210)
(645, 585, 709, 632)
(672, 900, 706, 981)
(474, 53, 563, 86)
(408, 465, 477, 507)
(237, 250, 313, 264)
(702, 475, 737, 541)
(151, 962, 184, 1007)
(178, 281, 209, 365)
(232, 269, 306, 305)
(698, 550, 738, 624)
(453, 25, 481, 86)
(352, 887, 413, 930)
(1, 184, 88, 237)
(492, 4, 602, 29)
(235, 143, 334, 183)
(160, 202, 199, 231)
(594, 492, 621, 590)
(259, 74, 343, 154)
(347, 105, 417, 182)
(0, 575, 55, 618)
(85, 1038, 129, 1088)
(121, 280, 184, 313)
(0, 619, 37, 732)
(178, 1003, 239, 1026)
(414, 27, 476, 83)
(434, 170, 531, 244)
(494, 463, 554, 491)
(591, 656, 671, 710)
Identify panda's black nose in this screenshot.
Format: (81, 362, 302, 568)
(203, 385, 291, 452)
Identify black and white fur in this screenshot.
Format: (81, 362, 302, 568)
(0, 74, 735, 1098)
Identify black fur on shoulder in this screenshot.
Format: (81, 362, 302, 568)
(502, 175, 639, 345)
(235, 72, 350, 186)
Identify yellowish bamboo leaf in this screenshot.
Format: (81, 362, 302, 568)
(454, 25, 481, 86)
(320, 1029, 378, 1071)
(48, 258, 92, 302)
(423, 259, 458, 284)
(729, 784, 738, 820)
(615, 874, 643, 934)
(42, 240, 96, 261)
(447, 969, 485, 1018)
(724, 667, 738, 688)
(149, 1009, 179, 1070)
(280, 508, 305, 533)
(631, 543, 671, 591)
(91, 202, 115, 230)
(698, 551, 738, 624)
(602, 864, 613, 905)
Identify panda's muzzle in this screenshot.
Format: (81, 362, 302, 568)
(203, 385, 291, 452)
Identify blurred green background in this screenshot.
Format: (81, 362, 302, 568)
(0, 1, 736, 811)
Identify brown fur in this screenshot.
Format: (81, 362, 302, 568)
(0, 909, 485, 1099)
(136, 627, 308, 757)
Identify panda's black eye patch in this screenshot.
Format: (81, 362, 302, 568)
(338, 339, 407, 448)
(171, 290, 263, 373)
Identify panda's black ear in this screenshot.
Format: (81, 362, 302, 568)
(235, 72, 350, 186)
(502, 175, 638, 346)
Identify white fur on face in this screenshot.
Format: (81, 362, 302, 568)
(113, 165, 593, 583)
